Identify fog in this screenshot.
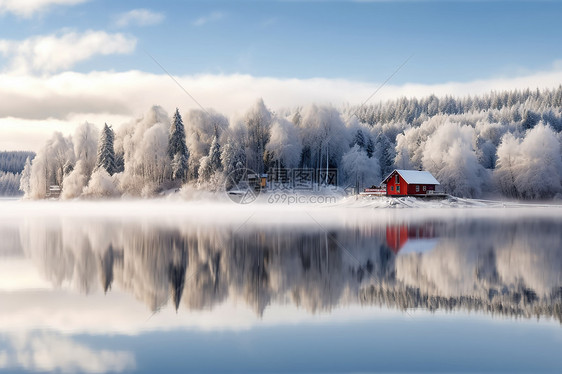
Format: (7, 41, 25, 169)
(3, 201, 561, 324)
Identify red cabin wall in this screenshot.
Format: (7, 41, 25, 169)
(386, 172, 408, 196)
(407, 184, 435, 195)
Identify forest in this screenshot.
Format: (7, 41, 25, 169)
(0, 151, 35, 196)
(17, 86, 562, 200)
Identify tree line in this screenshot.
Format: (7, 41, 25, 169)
(0, 151, 35, 196)
(18, 86, 562, 199)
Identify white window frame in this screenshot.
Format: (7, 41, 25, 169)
(395, 174, 399, 184)
(416, 185, 420, 192)
(397, 185, 400, 193)
(423, 185, 427, 192)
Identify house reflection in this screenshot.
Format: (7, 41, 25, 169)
(385, 222, 439, 254)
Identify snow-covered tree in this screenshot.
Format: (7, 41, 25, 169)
(422, 122, 487, 197)
(244, 99, 273, 173)
(495, 123, 562, 199)
(73, 122, 98, 182)
(19, 157, 32, 196)
(340, 145, 381, 191)
(0, 172, 21, 196)
(394, 133, 413, 170)
(365, 136, 375, 158)
(516, 122, 562, 198)
(374, 133, 396, 178)
(27, 132, 74, 199)
(140, 123, 169, 185)
(352, 129, 366, 149)
(208, 135, 222, 172)
(184, 109, 228, 180)
(61, 160, 87, 199)
(265, 117, 302, 169)
(19, 85, 562, 200)
(0, 151, 35, 174)
(168, 108, 189, 181)
(115, 106, 171, 195)
(50, 132, 75, 187)
(82, 168, 119, 198)
(494, 133, 520, 197)
(171, 153, 189, 182)
(299, 104, 348, 172)
(28, 151, 47, 199)
(221, 140, 246, 189)
(198, 135, 222, 184)
(96, 123, 116, 175)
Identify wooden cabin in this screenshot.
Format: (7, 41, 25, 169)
(247, 173, 268, 190)
(46, 185, 61, 198)
(382, 169, 440, 196)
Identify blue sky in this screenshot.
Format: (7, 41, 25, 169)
(2, 0, 562, 150)
(2, 0, 561, 83)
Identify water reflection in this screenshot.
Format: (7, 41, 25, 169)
(11, 215, 562, 323)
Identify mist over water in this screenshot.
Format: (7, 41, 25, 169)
(1, 202, 562, 373)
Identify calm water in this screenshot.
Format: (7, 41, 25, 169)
(1, 201, 562, 373)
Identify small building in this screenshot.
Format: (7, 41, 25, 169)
(382, 169, 440, 196)
(247, 173, 268, 190)
(46, 185, 61, 198)
(360, 187, 386, 196)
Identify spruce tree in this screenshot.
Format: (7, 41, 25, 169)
(353, 129, 366, 149)
(366, 136, 375, 158)
(198, 135, 222, 184)
(168, 108, 190, 181)
(96, 123, 116, 175)
(208, 135, 222, 173)
(171, 153, 189, 181)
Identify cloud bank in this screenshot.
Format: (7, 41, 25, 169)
(2, 64, 562, 151)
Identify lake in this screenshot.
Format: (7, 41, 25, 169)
(1, 200, 561, 373)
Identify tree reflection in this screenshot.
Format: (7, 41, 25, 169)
(16, 217, 562, 323)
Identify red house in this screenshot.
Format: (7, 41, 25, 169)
(383, 169, 440, 196)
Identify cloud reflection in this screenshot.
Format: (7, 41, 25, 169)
(0, 333, 135, 373)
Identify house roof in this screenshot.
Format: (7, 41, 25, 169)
(383, 169, 440, 185)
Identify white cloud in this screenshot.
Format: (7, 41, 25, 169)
(193, 11, 225, 26)
(115, 8, 165, 28)
(0, 350, 7, 367)
(0, 0, 88, 17)
(0, 30, 136, 74)
(2, 64, 562, 151)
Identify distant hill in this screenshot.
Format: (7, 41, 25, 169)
(0, 151, 35, 196)
(0, 151, 35, 174)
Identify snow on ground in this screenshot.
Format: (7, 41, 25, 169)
(337, 194, 562, 209)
